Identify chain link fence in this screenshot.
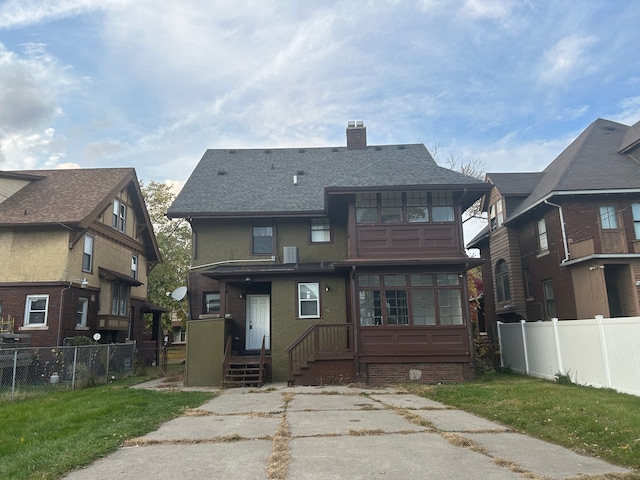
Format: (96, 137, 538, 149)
(0, 342, 136, 401)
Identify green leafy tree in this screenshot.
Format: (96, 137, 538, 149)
(141, 181, 191, 328)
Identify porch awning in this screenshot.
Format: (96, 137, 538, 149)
(98, 267, 144, 286)
(201, 262, 336, 279)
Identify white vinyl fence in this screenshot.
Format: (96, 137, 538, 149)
(497, 316, 640, 397)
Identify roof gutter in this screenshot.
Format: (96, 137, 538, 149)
(544, 199, 569, 264)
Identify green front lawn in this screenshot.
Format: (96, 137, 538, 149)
(410, 373, 640, 471)
(0, 382, 214, 480)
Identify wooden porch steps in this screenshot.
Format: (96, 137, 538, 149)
(223, 356, 263, 388)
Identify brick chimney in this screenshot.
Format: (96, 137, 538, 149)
(346, 121, 367, 150)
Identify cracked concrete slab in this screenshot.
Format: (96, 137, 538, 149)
(288, 433, 524, 480)
(466, 432, 631, 480)
(141, 414, 281, 441)
(63, 441, 271, 480)
(288, 392, 380, 411)
(413, 408, 511, 432)
(369, 393, 448, 410)
(198, 390, 287, 414)
(288, 408, 427, 437)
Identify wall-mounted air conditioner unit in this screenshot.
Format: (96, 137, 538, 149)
(283, 246, 299, 264)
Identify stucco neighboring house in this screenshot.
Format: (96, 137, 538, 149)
(0, 168, 164, 361)
(168, 122, 491, 386)
(468, 118, 640, 341)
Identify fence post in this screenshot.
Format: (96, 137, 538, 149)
(11, 349, 18, 401)
(520, 319, 529, 375)
(552, 318, 564, 375)
(71, 346, 78, 390)
(496, 321, 505, 368)
(596, 315, 612, 388)
(106, 344, 110, 379)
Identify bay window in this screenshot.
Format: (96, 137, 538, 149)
(355, 191, 455, 225)
(358, 273, 463, 326)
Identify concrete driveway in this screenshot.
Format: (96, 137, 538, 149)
(63, 381, 632, 480)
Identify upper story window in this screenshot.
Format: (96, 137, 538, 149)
(82, 234, 94, 272)
(111, 282, 129, 316)
(131, 255, 138, 279)
(490, 200, 504, 230)
(633, 203, 640, 239)
(298, 282, 320, 318)
(495, 260, 510, 302)
(355, 191, 454, 225)
(24, 295, 49, 326)
(537, 218, 548, 252)
(112, 199, 126, 233)
(599, 205, 618, 229)
(252, 226, 273, 254)
(310, 218, 331, 243)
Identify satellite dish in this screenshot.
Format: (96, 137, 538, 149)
(171, 286, 188, 301)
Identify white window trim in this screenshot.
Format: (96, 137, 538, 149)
(298, 282, 320, 319)
(76, 297, 89, 330)
(131, 255, 138, 279)
(23, 295, 49, 329)
(83, 234, 94, 272)
(112, 199, 126, 233)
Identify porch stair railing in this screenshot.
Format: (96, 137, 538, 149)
(286, 323, 354, 385)
(223, 336, 267, 388)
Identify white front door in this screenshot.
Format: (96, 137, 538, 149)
(246, 295, 270, 350)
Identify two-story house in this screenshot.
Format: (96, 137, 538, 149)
(469, 118, 640, 340)
(168, 122, 491, 386)
(0, 168, 163, 362)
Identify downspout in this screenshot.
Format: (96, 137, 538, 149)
(351, 265, 360, 380)
(544, 199, 570, 263)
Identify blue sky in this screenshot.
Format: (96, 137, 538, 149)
(1, 0, 640, 195)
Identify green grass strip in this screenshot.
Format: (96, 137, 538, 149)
(0, 384, 214, 480)
(411, 373, 640, 471)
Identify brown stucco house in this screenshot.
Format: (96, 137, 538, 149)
(468, 118, 640, 341)
(168, 122, 491, 386)
(0, 168, 164, 362)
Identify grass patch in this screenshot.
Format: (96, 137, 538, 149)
(0, 382, 214, 480)
(408, 373, 640, 470)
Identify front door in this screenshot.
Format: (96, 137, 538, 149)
(246, 295, 270, 350)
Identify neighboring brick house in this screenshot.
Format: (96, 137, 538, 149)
(0, 168, 164, 360)
(469, 118, 640, 341)
(168, 122, 491, 386)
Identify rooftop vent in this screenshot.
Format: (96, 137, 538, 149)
(217, 169, 227, 175)
(298, 148, 306, 153)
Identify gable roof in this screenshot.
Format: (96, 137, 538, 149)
(168, 143, 490, 217)
(485, 172, 544, 197)
(506, 118, 640, 222)
(0, 168, 161, 262)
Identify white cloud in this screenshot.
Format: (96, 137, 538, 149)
(608, 96, 640, 126)
(539, 34, 599, 85)
(0, 0, 127, 28)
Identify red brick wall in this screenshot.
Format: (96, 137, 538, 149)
(362, 362, 475, 385)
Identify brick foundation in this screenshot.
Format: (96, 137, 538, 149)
(362, 362, 476, 385)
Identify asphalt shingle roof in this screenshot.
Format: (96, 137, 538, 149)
(0, 168, 135, 226)
(168, 144, 489, 217)
(506, 118, 640, 221)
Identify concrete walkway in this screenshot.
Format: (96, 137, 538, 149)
(63, 380, 632, 480)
